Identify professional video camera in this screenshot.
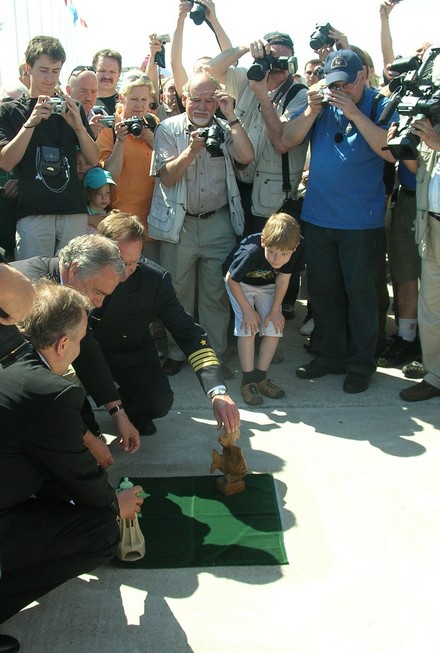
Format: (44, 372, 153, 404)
(380, 47, 440, 159)
(247, 54, 298, 82)
(309, 23, 335, 51)
(198, 124, 224, 157)
(189, 1, 206, 25)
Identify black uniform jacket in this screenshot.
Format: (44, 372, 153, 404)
(0, 350, 118, 515)
(90, 258, 224, 394)
(11, 256, 119, 406)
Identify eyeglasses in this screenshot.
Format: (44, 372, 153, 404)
(69, 65, 96, 77)
(329, 73, 360, 91)
(125, 74, 151, 84)
(188, 95, 216, 104)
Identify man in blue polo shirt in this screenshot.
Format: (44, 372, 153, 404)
(281, 50, 396, 393)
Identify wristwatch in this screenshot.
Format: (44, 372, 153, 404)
(108, 404, 124, 416)
(208, 387, 228, 399)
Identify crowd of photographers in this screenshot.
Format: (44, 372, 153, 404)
(0, 0, 440, 649)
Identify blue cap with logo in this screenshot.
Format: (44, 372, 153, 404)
(324, 50, 363, 85)
(83, 167, 116, 190)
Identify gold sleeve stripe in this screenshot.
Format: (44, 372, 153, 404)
(188, 348, 220, 372)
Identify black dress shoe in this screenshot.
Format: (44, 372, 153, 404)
(296, 360, 329, 379)
(137, 419, 157, 436)
(343, 372, 370, 394)
(400, 380, 440, 402)
(0, 634, 20, 653)
(162, 358, 184, 376)
(296, 359, 345, 379)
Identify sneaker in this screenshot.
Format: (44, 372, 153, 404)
(257, 378, 285, 398)
(241, 382, 263, 406)
(377, 336, 420, 368)
(299, 317, 314, 336)
(402, 360, 426, 379)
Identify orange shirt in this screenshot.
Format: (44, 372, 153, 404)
(97, 113, 156, 229)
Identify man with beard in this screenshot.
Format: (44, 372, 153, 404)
(148, 72, 254, 377)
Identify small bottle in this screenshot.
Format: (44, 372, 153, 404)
(116, 478, 146, 562)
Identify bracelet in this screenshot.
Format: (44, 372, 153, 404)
(108, 404, 124, 416)
(228, 118, 240, 127)
(23, 123, 36, 129)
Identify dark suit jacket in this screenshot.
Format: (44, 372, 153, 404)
(0, 350, 118, 515)
(90, 258, 224, 393)
(11, 257, 119, 406)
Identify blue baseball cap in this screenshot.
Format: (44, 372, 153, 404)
(83, 167, 116, 190)
(324, 50, 363, 85)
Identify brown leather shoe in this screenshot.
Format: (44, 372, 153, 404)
(162, 358, 184, 376)
(399, 380, 440, 402)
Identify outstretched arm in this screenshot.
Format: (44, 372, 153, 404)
(171, 1, 192, 96)
(203, 0, 233, 52)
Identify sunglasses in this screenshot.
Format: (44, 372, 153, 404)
(69, 65, 96, 77)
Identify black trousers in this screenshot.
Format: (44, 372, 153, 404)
(112, 356, 174, 431)
(0, 499, 119, 622)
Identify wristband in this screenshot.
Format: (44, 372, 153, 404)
(108, 404, 124, 416)
(228, 118, 240, 127)
(23, 124, 36, 129)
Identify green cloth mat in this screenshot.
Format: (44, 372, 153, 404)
(114, 473, 288, 568)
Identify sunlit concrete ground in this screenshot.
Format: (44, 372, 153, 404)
(4, 299, 440, 653)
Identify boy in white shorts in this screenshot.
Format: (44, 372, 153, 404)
(223, 212, 303, 405)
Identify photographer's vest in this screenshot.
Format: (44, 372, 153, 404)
(148, 113, 244, 243)
(226, 67, 308, 217)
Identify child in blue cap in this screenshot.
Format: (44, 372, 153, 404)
(83, 167, 116, 233)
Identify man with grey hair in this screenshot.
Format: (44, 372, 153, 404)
(149, 71, 254, 378)
(12, 235, 141, 453)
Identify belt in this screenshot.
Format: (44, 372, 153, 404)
(401, 187, 416, 197)
(428, 211, 440, 221)
(186, 205, 227, 219)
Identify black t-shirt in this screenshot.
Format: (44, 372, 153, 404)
(223, 232, 304, 286)
(0, 97, 92, 218)
(96, 93, 119, 115)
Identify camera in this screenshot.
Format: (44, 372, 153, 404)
(247, 55, 297, 81)
(380, 47, 440, 159)
(154, 34, 171, 69)
(320, 87, 331, 108)
(48, 98, 67, 114)
(143, 113, 158, 133)
(97, 116, 115, 128)
(198, 124, 224, 157)
(309, 23, 335, 51)
(122, 116, 145, 136)
(92, 106, 107, 116)
(388, 55, 422, 76)
(189, 1, 206, 25)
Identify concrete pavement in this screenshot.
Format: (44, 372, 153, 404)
(4, 300, 440, 653)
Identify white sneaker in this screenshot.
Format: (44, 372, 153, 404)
(300, 317, 314, 336)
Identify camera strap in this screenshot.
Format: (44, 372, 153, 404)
(34, 117, 71, 193)
(279, 83, 307, 197)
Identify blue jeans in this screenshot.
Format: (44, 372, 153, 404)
(304, 222, 381, 377)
